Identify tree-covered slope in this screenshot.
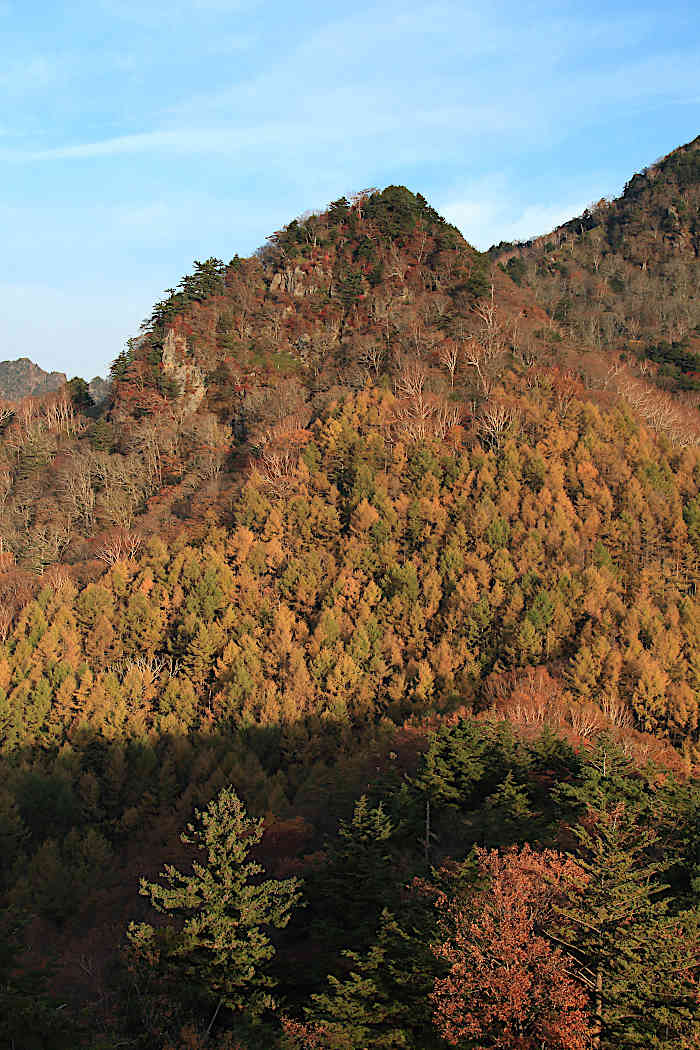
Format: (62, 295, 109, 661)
(1, 179, 700, 1050)
(492, 136, 700, 391)
(4, 379, 700, 756)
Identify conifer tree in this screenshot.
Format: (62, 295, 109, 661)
(128, 786, 301, 1028)
(550, 798, 700, 1049)
(285, 909, 442, 1050)
(481, 770, 535, 847)
(310, 796, 398, 956)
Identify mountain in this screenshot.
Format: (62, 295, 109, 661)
(492, 135, 700, 392)
(1, 182, 700, 741)
(1, 177, 700, 1048)
(0, 356, 67, 400)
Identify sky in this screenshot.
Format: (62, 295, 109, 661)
(1, 0, 698, 379)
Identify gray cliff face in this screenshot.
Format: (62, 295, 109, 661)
(269, 263, 328, 297)
(161, 329, 206, 415)
(0, 358, 67, 400)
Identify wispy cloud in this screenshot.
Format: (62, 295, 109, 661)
(440, 175, 590, 250)
(7, 94, 522, 166)
(1, 0, 698, 375)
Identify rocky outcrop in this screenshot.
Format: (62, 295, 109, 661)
(0, 358, 67, 400)
(161, 330, 206, 415)
(269, 263, 328, 297)
(89, 376, 111, 405)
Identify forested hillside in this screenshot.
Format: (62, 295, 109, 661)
(492, 135, 700, 392)
(1, 178, 700, 1048)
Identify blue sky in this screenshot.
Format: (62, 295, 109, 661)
(1, 0, 698, 379)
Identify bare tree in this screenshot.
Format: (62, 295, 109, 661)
(95, 530, 143, 565)
(0, 604, 12, 643)
(472, 284, 505, 357)
(439, 341, 460, 389)
(358, 342, 386, 381)
(462, 339, 494, 398)
(61, 454, 96, 533)
(393, 362, 463, 443)
(478, 402, 518, 450)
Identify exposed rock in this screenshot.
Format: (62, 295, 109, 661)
(161, 329, 206, 415)
(0, 358, 67, 400)
(270, 264, 328, 297)
(89, 376, 111, 404)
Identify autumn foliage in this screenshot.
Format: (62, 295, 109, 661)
(432, 847, 593, 1050)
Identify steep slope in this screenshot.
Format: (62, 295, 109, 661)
(1, 184, 699, 752)
(492, 135, 700, 391)
(0, 357, 67, 400)
(2, 181, 700, 1050)
(109, 186, 491, 424)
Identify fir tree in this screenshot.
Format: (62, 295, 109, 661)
(550, 799, 700, 1049)
(286, 909, 442, 1050)
(128, 786, 301, 1030)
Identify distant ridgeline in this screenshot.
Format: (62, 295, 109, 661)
(0, 358, 108, 405)
(0, 357, 67, 400)
(491, 135, 700, 392)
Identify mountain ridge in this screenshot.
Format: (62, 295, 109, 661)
(0, 356, 67, 400)
(1, 142, 700, 1050)
(491, 134, 700, 392)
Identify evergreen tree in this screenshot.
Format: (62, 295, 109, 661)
(310, 795, 398, 958)
(550, 799, 700, 1049)
(286, 909, 442, 1050)
(128, 786, 301, 1029)
(0, 909, 76, 1049)
(481, 771, 536, 847)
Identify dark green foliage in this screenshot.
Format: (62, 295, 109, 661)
(642, 337, 700, 391)
(500, 255, 527, 286)
(308, 797, 400, 961)
(109, 339, 136, 382)
(143, 257, 227, 332)
(335, 270, 364, 307)
(299, 909, 443, 1049)
(551, 796, 700, 1048)
(0, 910, 78, 1048)
(362, 185, 456, 240)
(67, 376, 94, 409)
(128, 786, 301, 1022)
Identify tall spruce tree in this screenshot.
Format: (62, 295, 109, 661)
(549, 798, 699, 1049)
(285, 908, 442, 1050)
(128, 786, 301, 1030)
(309, 796, 398, 958)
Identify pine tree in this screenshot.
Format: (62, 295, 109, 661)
(128, 786, 301, 1029)
(550, 799, 700, 1049)
(309, 796, 398, 957)
(285, 909, 442, 1050)
(481, 770, 535, 847)
(0, 909, 76, 1049)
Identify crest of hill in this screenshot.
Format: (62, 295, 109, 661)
(491, 135, 700, 393)
(1, 179, 698, 588)
(108, 185, 491, 421)
(0, 357, 67, 400)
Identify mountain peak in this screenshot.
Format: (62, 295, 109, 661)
(0, 357, 67, 401)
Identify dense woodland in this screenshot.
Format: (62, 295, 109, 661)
(1, 152, 700, 1048)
